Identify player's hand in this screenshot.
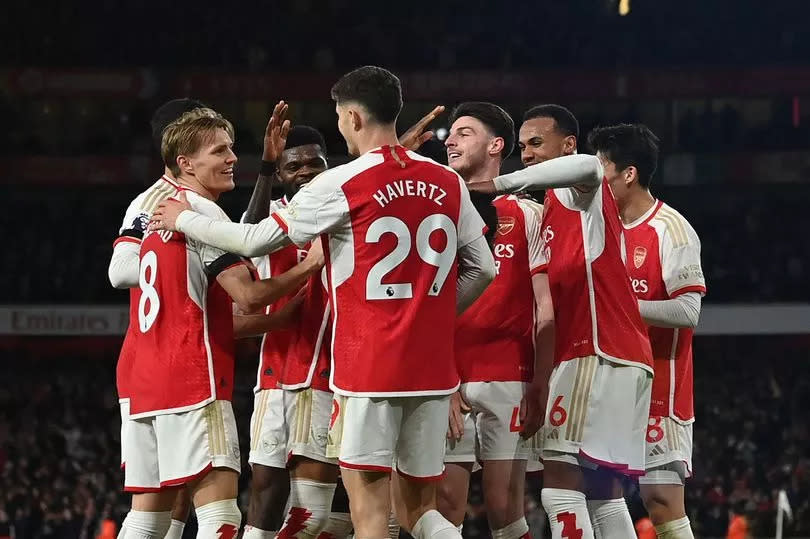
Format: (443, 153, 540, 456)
(150, 191, 192, 232)
(447, 390, 471, 441)
(263, 100, 291, 163)
(303, 237, 325, 271)
(519, 382, 547, 439)
(399, 105, 445, 151)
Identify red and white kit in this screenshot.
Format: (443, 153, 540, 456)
(113, 174, 180, 467)
(448, 195, 545, 464)
(539, 180, 654, 475)
(623, 200, 705, 481)
(123, 190, 245, 492)
(272, 145, 486, 480)
(249, 200, 334, 468)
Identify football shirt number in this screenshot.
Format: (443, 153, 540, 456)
(365, 214, 457, 300)
(138, 250, 161, 332)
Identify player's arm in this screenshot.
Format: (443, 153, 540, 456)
(640, 217, 706, 329)
(454, 178, 496, 314)
(233, 290, 304, 338)
(214, 241, 324, 314)
(108, 240, 141, 289)
(153, 175, 345, 257)
(398, 105, 445, 151)
(244, 101, 290, 224)
(521, 272, 555, 439)
(467, 154, 604, 194)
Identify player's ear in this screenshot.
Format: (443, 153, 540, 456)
(563, 135, 577, 155)
(489, 137, 505, 158)
(177, 154, 193, 176)
(350, 109, 363, 132)
(625, 165, 638, 186)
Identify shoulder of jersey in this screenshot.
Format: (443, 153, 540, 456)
(318, 152, 388, 184)
(650, 202, 697, 248)
(514, 196, 544, 217)
(131, 177, 178, 214)
(405, 150, 463, 180)
(185, 191, 230, 221)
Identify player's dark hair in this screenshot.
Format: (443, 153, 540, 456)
(470, 192, 498, 249)
(330, 66, 403, 125)
(449, 102, 516, 159)
(151, 98, 207, 151)
(522, 104, 579, 139)
(284, 125, 327, 154)
(587, 123, 660, 188)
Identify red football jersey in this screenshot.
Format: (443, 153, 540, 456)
(113, 175, 180, 399)
(623, 200, 706, 422)
(273, 145, 486, 396)
(455, 195, 545, 383)
(129, 190, 245, 418)
(540, 180, 653, 372)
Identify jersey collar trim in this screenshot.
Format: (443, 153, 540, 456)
(623, 199, 662, 230)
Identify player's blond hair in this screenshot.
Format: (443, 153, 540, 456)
(161, 107, 235, 176)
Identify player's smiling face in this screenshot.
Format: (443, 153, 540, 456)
(518, 117, 574, 167)
(445, 116, 491, 178)
(278, 144, 328, 198)
(188, 128, 237, 197)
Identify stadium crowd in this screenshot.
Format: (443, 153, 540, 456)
(1, 338, 808, 538)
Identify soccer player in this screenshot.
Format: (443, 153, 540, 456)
(438, 102, 553, 539)
(469, 105, 654, 539)
(588, 124, 705, 539)
(108, 98, 206, 539)
(241, 116, 339, 539)
(119, 108, 323, 539)
(242, 103, 444, 539)
(150, 66, 496, 539)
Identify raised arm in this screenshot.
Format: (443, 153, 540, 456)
(468, 154, 604, 194)
(244, 101, 291, 224)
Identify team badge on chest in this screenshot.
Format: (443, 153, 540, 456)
(633, 246, 647, 269)
(497, 216, 516, 236)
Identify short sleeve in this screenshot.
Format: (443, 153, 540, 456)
(660, 217, 706, 298)
(457, 178, 486, 248)
(519, 199, 547, 274)
(272, 169, 350, 247)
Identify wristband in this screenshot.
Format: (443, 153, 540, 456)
(260, 160, 278, 176)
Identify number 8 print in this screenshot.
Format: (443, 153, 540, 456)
(138, 250, 161, 332)
(365, 214, 457, 300)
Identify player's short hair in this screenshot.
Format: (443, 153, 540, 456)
(161, 108, 235, 177)
(284, 125, 327, 154)
(150, 98, 207, 151)
(587, 123, 660, 188)
(523, 104, 579, 139)
(449, 102, 516, 159)
(330, 66, 403, 125)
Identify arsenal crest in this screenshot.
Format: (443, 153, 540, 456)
(497, 216, 516, 236)
(633, 246, 647, 269)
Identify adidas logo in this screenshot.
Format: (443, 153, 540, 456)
(547, 429, 560, 440)
(649, 444, 666, 456)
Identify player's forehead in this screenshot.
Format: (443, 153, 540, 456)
(450, 115, 489, 136)
(519, 117, 559, 142)
(280, 144, 327, 166)
(201, 127, 233, 149)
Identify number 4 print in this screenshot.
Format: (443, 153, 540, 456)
(557, 512, 583, 539)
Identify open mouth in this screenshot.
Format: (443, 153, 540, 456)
(447, 151, 462, 161)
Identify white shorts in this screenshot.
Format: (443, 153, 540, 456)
(328, 395, 449, 481)
(445, 382, 528, 463)
(542, 356, 652, 476)
(638, 417, 693, 485)
(119, 398, 130, 468)
(526, 429, 545, 473)
(248, 388, 336, 468)
(123, 400, 241, 492)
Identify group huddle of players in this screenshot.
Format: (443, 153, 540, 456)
(108, 65, 705, 539)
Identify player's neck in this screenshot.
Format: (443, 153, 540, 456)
(176, 174, 218, 201)
(355, 125, 400, 155)
(619, 189, 656, 224)
(463, 160, 501, 185)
